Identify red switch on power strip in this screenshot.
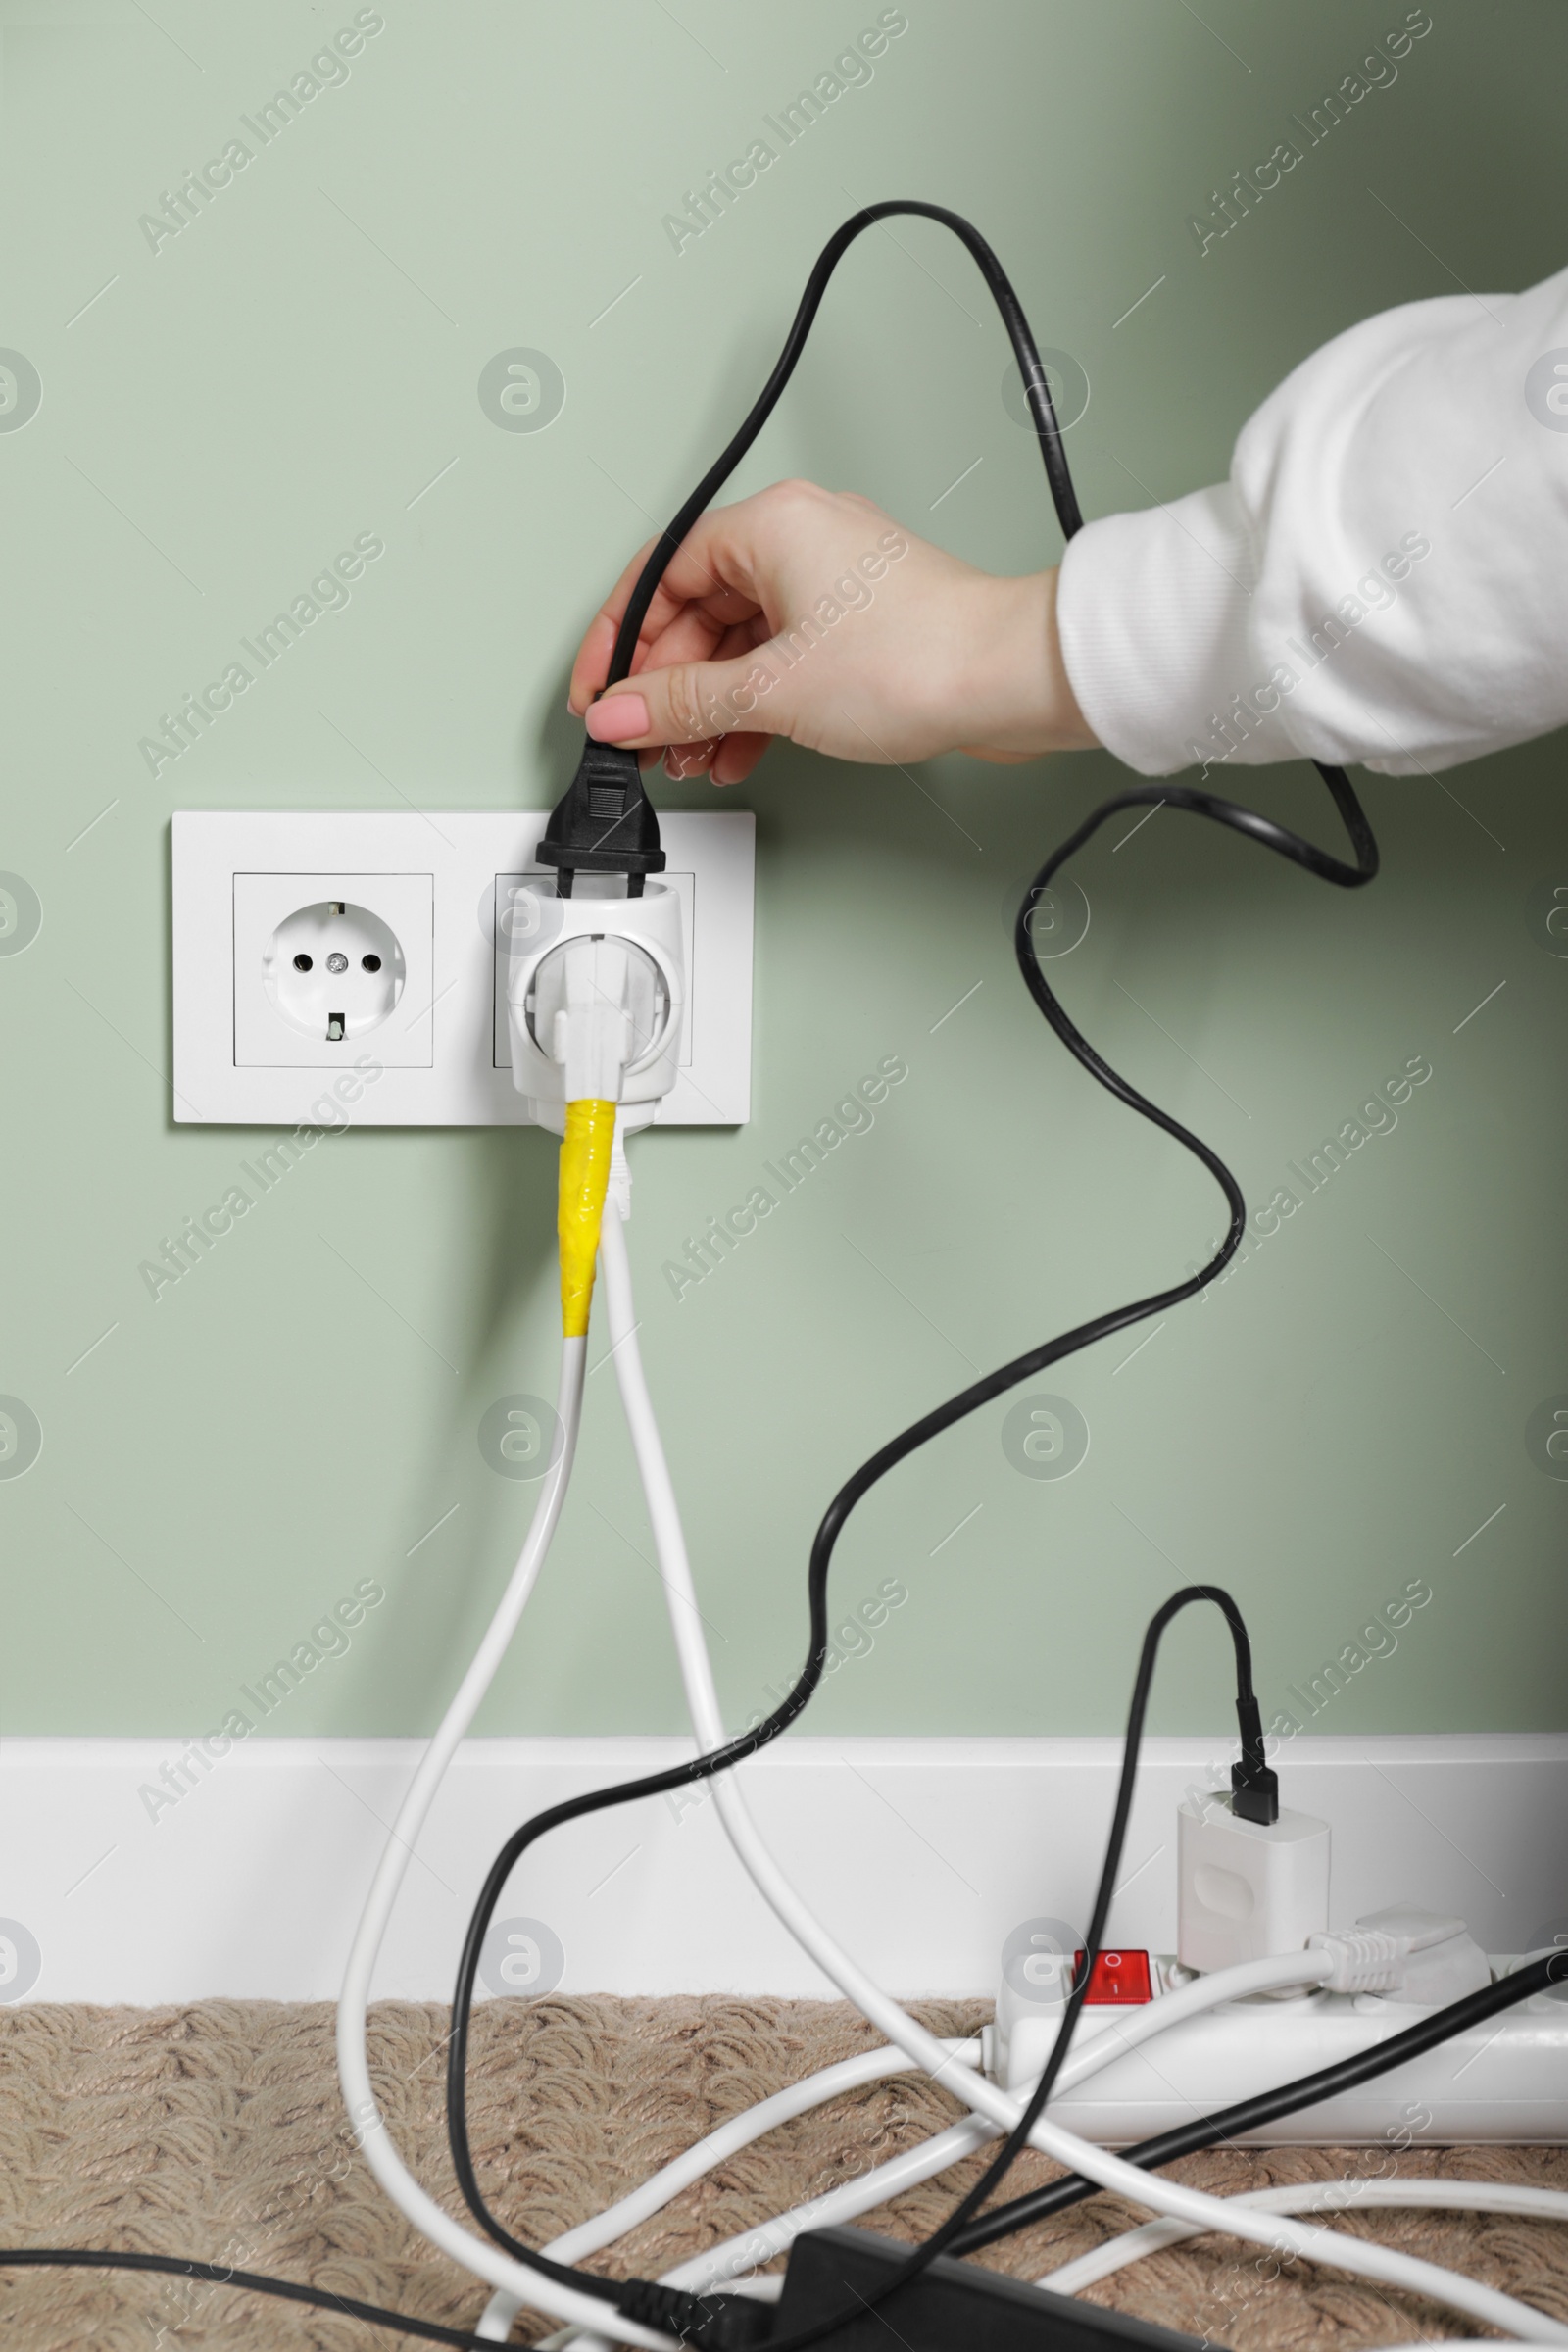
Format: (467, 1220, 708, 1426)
(1074, 1948, 1152, 2004)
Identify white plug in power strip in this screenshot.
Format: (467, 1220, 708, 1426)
(986, 1957, 1568, 2145)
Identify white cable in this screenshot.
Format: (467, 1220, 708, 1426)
(545, 2038, 981, 2266)
(529, 2131, 1004, 2351)
(504, 2067, 987, 2346)
(663, 2120, 993, 2293)
(512, 1944, 1452, 2328)
(508, 2048, 982, 2347)
(549, 1954, 1328, 2284)
(580, 1199, 1568, 2347)
(642, 1952, 1338, 2302)
(1040, 2176, 1568, 2293)
(528, 1962, 1321, 2330)
(332, 1336, 677, 2352)
(527, 1953, 1342, 2341)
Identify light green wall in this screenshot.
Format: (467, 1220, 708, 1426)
(3, 0, 1564, 1742)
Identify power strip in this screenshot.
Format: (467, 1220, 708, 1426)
(983, 1957, 1568, 2144)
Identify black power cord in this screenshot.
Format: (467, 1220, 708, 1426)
(441, 203, 1384, 2346)
(0, 2247, 496, 2348)
(602, 207, 1079, 674)
(946, 1948, 1567, 2261)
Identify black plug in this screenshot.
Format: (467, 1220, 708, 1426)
(535, 734, 666, 898)
(767, 2227, 1207, 2349)
(1230, 1691, 1280, 1825)
(615, 2278, 775, 2347)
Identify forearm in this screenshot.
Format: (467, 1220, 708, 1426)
(1056, 262, 1568, 777)
(959, 568, 1098, 761)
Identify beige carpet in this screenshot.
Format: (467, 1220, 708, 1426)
(0, 1996, 1564, 2349)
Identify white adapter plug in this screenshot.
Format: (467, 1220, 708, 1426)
(506, 877, 685, 1134)
(1178, 1788, 1331, 1976)
(536, 935, 659, 1102)
(1316, 1907, 1492, 2005)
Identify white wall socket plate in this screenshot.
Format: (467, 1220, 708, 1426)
(172, 808, 754, 1126)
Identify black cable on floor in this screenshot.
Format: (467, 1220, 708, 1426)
(440, 204, 1385, 2348)
(944, 1948, 1566, 2260)
(0, 2247, 496, 2349)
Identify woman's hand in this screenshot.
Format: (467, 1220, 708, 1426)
(566, 479, 1098, 784)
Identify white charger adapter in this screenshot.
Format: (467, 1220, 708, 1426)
(1177, 1787, 1331, 1977)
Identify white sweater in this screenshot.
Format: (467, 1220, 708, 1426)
(1056, 264, 1568, 776)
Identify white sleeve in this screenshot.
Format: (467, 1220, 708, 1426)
(1055, 264, 1568, 776)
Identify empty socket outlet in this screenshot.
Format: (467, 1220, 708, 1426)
(263, 900, 405, 1044)
(232, 869, 434, 1069)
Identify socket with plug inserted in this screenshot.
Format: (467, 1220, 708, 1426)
(490, 868, 696, 1084)
(505, 876, 685, 1135)
(233, 872, 433, 1069)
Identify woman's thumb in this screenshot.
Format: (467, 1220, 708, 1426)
(586, 655, 789, 749)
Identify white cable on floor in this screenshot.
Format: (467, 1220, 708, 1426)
(641, 1952, 1341, 2302)
(514, 1954, 1347, 2350)
(540, 2126, 1008, 2338)
(1039, 2175, 1568, 2294)
(565, 1198, 1568, 2348)
(560, 1943, 1338, 2281)
(659, 2119, 994, 2302)
(332, 1337, 677, 2352)
(545, 2039, 980, 2267)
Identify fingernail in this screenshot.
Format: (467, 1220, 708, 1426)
(586, 692, 648, 743)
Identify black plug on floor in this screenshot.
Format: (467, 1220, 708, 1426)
(762, 2229, 1215, 2352)
(614, 2278, 777, 2347)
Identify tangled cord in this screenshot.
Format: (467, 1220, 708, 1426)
(439, 203, 1381, 2343)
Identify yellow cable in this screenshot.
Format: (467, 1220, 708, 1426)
(558, 1098, 616, 1336)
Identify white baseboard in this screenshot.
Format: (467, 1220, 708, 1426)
(1, 1734, 1563, 2006)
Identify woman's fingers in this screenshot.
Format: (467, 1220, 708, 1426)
(566, 609, 620, 715)
(585, 645, 794, 752)
(578, 606, 792, 768)
(566, 512, 771, 712)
